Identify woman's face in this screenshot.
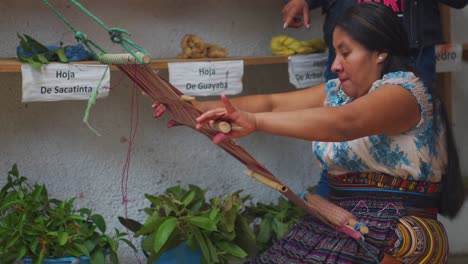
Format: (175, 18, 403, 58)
(331, 26, 385, 98)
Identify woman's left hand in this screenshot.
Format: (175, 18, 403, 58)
(196, 95, 257, 144)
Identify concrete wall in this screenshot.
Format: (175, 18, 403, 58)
(0, 1, 467, 262)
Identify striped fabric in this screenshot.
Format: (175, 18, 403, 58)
(247, 193, 403, 263)
(390, 215, 448, 263)
(245, 172, 447, 264)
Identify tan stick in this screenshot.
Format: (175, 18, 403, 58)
(244, 169, 288, 193)
(100, 52, 151, 64)
(180, 95, 196, 101)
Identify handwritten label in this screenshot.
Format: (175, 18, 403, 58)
(435, 44, 462, 73)
(21, 63, 110, 103)
(168, 60, 244, 96)
(288, 53, 328, 89)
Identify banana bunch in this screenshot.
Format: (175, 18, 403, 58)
(270, 35, 326, 56)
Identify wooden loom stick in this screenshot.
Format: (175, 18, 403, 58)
(116, 63, 367, 240)
(244, 169, 288, 192)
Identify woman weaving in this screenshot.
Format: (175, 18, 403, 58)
(153, 3, 465, 263)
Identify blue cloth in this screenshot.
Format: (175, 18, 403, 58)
(16, 43, 92, 61)
(315, 170, 329, 199)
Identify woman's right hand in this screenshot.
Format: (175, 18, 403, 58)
(196, 95, 257, 144)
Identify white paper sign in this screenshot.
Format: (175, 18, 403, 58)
(288, 52, 328, 89)
(21, 63, 110, 103)
(435, 44, 462, 73)
(168, 60, 244, 96)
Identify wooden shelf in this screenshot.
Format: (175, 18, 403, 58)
(2, 42, 464, 73)
(0, 56, 289, 73)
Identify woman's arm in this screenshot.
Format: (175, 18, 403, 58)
(197, 84, 420, 143)
(195, 83, 326, 113)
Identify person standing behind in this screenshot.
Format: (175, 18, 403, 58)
(282, 0, 467, 199)
(283, 0, 467, 82)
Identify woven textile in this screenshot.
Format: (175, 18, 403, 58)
(390, 215, 448, 264)
(246, 192, 403, 264)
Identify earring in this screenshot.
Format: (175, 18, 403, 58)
(378, 56, 383, 60)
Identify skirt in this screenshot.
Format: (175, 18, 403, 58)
(246, 172, 447, 264)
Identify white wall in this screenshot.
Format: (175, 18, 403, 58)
(0, 1, 467, 262)
(0, 1, 322, 262)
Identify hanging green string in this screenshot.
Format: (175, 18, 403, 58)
(41, 0, 150, 63)
(83, 65, 109, 136)
(41, 0, 151, 135)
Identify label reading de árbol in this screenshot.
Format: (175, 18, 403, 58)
(168, 60, 244, 96)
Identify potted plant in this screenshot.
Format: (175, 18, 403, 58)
(0, 164, 136, 264)
(119, 184, 257, 264)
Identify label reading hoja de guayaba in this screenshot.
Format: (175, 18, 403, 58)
(21, 63, 110, 102)
(168, 60, 244, 96)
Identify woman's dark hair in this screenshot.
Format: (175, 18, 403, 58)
(334, 2, 465, 218)
(334, 2, 413, 77)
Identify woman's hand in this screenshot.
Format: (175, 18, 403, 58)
(152, 101, 167, 118)
(282, 0, 310, 29)
(196, 95, 257, 144)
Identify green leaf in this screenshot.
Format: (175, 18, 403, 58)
(181, 189, 196, 206)
(57, 231, 69, 246)
(118, 217, 142, 233)
(153, 217, 177, 253)
(91, 250, 105, 264)
(209, 208, 219, 221)
(193, 228, 211, 263)
(202, 232, 219, 263)
(5, 233, 19, 249)
(18, 34, 35, 55)
(91, 214, 106, 233)
(17, 245, 28, 260)
(22, 56, 43, 69)
(71, 243, 91, 258)
(23, 34, 49, 54)
(272, 217, 290, 238)
(257, 217, 273, 244)
(56, 47, 68, 63)
(216, 241, 248, 258)
(135, 215, 167, 237)
(187, 216, 217, 231)
(34, 54, 49, 64)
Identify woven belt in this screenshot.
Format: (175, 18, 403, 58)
(327, 171, 442, 194)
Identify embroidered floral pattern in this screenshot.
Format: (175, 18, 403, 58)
(313, 72, 446, 182)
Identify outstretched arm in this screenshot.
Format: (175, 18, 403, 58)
(196, 84, 420, 143)
(153, 83, 326, 118)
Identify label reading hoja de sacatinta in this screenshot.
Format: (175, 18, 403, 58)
(21, 63, 110, 102)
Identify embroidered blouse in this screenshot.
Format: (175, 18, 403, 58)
(312, 72, 447, 182)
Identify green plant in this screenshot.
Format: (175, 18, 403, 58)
(17, 34, 68, 68)
(244, 196, 306, 252)
(119, 184, 257, 264)
(0, 164, 136, 264)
